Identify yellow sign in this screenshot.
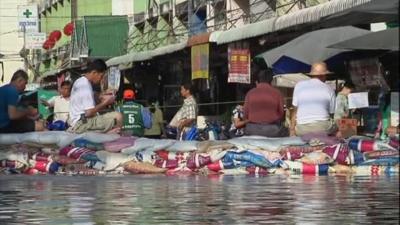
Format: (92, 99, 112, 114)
(191, 43, 209, 80)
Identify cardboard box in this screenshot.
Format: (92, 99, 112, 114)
(338, 118, 358, 138)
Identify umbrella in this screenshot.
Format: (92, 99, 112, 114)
(272, 73, 310, 88)
(327, 27, 399, 51)
(257, 26, 371, 74)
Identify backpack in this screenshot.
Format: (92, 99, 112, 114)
(141, 107, 153, 129)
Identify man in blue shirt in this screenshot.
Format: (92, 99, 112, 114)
(0, 70, 45, 133)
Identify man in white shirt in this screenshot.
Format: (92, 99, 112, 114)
(41, 81, 71, 124)
(67, 59, 122, 134)
(290, 62, 336, 136)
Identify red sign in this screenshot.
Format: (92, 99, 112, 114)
(228, 48, 250, 84)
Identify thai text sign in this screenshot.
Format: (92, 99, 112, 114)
(228, 48, 250, 83)
(18, 5, 39, 33)
(191, 44, 209, 80)
(25, 33, 46, 49)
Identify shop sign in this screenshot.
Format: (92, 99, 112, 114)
(228, 47, 250, 84)
(191, 44, 209, 80)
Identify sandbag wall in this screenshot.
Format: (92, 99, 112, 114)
(0, 132, 399, 176)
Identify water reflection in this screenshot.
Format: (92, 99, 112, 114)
(0, 174, 398, 225)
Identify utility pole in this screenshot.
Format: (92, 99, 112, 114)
(22, 25, 28, 72)
(188, 0, 193, 37)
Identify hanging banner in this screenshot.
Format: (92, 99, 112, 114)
(191, 43, 209, 80)
(108, 66, 121, 91)
(228, 47, 251, 83)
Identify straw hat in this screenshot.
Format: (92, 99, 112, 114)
(308, 62, 333, 76)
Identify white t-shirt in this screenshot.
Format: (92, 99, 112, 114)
(292, 78, 335, 124)
(69, 76, 95, 126)
(48, 96, 70, 123)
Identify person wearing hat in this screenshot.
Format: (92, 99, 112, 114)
(290, 62, 336, 136)
(119, 89, 145, 137)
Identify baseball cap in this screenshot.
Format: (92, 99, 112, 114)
(123, 89, 135, 100)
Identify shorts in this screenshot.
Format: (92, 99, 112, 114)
(67, 112, 119, 134)
(295, 120, 337, 136)
(244, 122, 289, 137)
(0, 119, 35, 133)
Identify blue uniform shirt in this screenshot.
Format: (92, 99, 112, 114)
(0, 84, 19, 128)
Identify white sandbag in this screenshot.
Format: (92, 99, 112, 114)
(78, 132, 120, 143)
(20, 131, 77, 147)
(228, 136, 306, 151)
(0, 133, 23, 145)
(96, 151, 135, 171)
(0, 131, 76, 148)
(166, 140, 199, 152)
(121, 138, 174, 155)
(2, 151, 29, 165)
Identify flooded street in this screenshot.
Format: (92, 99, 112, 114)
(0, 174, 398, 225)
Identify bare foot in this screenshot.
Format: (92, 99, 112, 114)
(107, 127, 121, 134)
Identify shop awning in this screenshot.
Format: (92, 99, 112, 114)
(215, 0, 397, 45)
(106, 41, 187, 67)
(328, 27, 399, 51)
(215, 17, 276, 45)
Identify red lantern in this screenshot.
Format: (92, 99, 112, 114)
(42, 39, 55, 50)
(63, 22, 74, 36)
(49, 30, 62, 42)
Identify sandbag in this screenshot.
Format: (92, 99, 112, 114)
(299, 152, 334, 165)
(121, 138, 174, 155)
(165, 140, 199, 152)
(123, 161, 166, 174)
(228, 136, 306, 151)
(300, 132, 340, 146)
(282, 161, 329, 175)
(364, 150, 399, 160)
(103, 136, 136, 152)
(0, 133, 23, 145)
(96, 151, 135, 171)
(0, 131, 76, 148)
(351, 164, 399, 175)
(280, 145, 322, 161)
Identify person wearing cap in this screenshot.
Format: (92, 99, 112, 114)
(290, 62, 336, 136)
(68, 59, 123, 134)
(119, 89, 145, 137)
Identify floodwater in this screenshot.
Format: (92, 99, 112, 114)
(0, 174, 399, 225)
